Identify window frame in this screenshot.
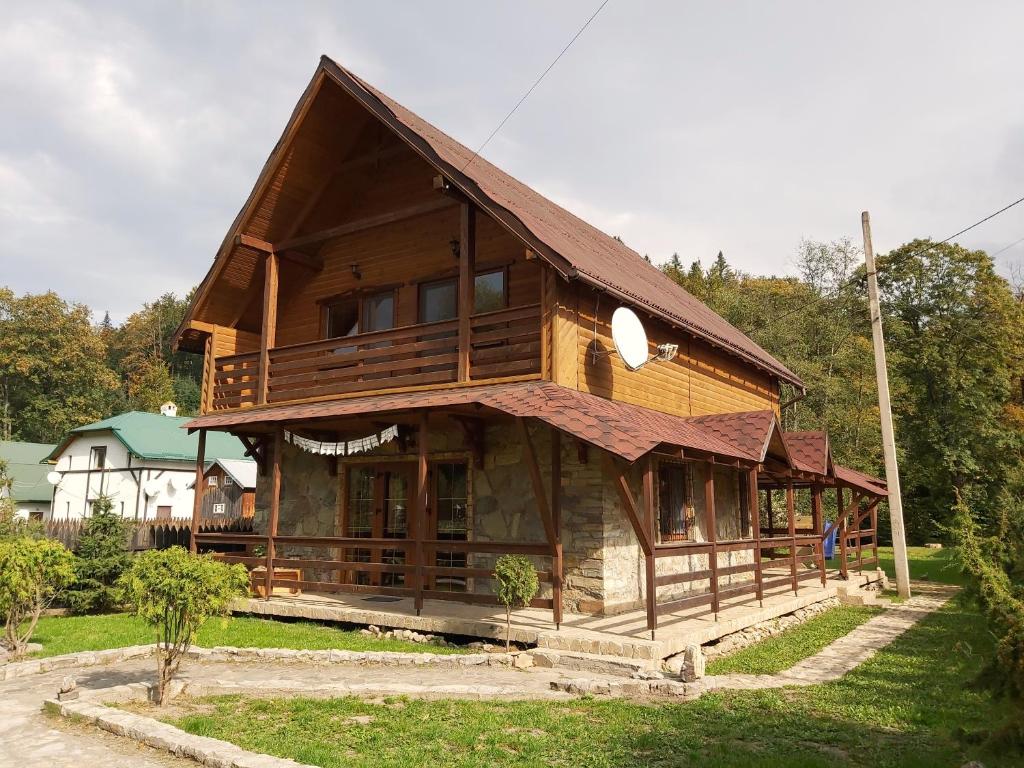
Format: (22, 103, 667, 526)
(414, 266, 510, 325)
(89, 446, 107, 470)
(656, 460, 694, 543)
(320, 288, 397, 340)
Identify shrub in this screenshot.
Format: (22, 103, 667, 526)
(952, 491, 1024, 751)
(0, 459, 42, 541)
(494, 555, 538, 651)
(65, 495, 132, 615)
(118, 546, 248, 704)
(0, 537, 76, 658)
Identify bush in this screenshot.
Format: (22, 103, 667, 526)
(118, 546, 248, 704)
(952, 491, 1024, 751)
(0, 537, 76, 658)
(494, 555, 538, 651)
(65, 495, 132, 615)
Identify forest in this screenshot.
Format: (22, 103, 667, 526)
(1, 237, 1021, 544)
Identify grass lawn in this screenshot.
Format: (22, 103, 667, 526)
(30, 613, 467, 658)
(829, 545, 965, 586)
(706, 604, 882, 676)
(162, 599, 1013, 767)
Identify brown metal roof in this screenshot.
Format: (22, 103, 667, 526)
(313, 57, 802, 388)
(185, 381, 752, 464)
(782, 431, 831, 475)
(833, 464, 888, 497)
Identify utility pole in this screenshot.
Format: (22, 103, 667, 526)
(861, 211, 911, 598)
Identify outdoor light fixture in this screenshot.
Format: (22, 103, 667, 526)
(450, 237, 460, 260)
(350, 263, 362, 280)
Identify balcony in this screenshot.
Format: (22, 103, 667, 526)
(211, 303, 541, 410)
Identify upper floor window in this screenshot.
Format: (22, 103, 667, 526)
(658, 462, 693, 542)
(89, 446, 107, 470)
(417, 269, 508, 324)
(323, 289, 396, 339)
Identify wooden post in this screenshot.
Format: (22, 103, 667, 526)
(642, 456, 657, 639)
(257, 252, 280, 405)
(836, 486, 847, 577)
(765, 489, 774, 539)
(871, 500, 879, 572)
(189, 429, 207, 553)
(787, 482, 798, 595)
(812, 484, 826, 586)
(415, 411, 428, 615)
(862, 211, 911, 598)
(264, 428, 283, 600)
(551, 428, 563, 629)
(749, 467, 763, 606)
(457, 203, 475, 382)
(517, 418, 559, 628)
(704, 461, 720, 618)
(603, 452, 654, 634)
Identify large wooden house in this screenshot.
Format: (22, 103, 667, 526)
(176, 57, 885, 642)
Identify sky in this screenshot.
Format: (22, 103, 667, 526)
(2, 1, 1024, 323)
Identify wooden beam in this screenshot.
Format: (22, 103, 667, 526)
(457, 202, 475, 382)
(414, 411, 428, 615)
(642, 455, 657, 635)
(602, 453, 652, 556)
(275, 197, 456, 251)
(749, 467, 764, 605)
(190, 429, 207, 553)
(235, 234, 273, 252)
(705, 461, 720, 616)
(787, 483, 798, 595)
(279, 250, 324, 271)
(551, 429, 563, 628)
(264, 429, 283, 600)
(516, 418, 557, 546)
(256, 252, 279, 405)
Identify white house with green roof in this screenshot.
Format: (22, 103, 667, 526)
(0, 440, 57, 519)
(46, 408, 252, 521)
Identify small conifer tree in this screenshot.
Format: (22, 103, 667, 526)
(494, 555, 539, 652)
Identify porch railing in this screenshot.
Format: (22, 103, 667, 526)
(194, 532, 556, 611)
(210, 303, 542, 410)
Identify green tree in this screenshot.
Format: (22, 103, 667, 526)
(0, 537, 76, 658)
(65, 495, 132, 615)
(0, 288, 119, 442)
(118, 547, 248, 704)
(493, 555, 538, 651)
(879, 240, 1024, 539)
(125, 354, 176, 413)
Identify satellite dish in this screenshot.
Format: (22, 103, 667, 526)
(46, 471, 61, 485)
(611, 307, 650, 371)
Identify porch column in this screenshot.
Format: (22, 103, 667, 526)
(516, 418, 558, 628)
(257, 251, 280, 406)
(786, 482, 798, 595)
(551, 429, 563, 629)
(603, 452, 655, 635)
(264, 428, 283, 600)
(748, 466, 764, 606)
(414, 411, 428, 615)
(704, 461, 720, 618)
(457, 203, 476, 382)
(189, 429, 207, 553)
(812, 484, 826, 586)
(765, 489, 774, 538)
(642, 456, 657, 636)
(837, 486, 848, 578)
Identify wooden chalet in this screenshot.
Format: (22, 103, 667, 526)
(176, 56, 886, 646)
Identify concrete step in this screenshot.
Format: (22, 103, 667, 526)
(835, 582, 879, 606)
(525, 648, 661, 677)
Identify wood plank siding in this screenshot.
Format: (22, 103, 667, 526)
(553, 282, 779, 417)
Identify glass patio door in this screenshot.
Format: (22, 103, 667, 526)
(345, 463, 412, 587)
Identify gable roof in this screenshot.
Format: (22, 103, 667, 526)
(782, 431, 831, 475)
(0, 440, 56, 503)
(205, 458, 257, 489)
(47, 412, 251, 464)
(177, 56, 803, 389)
(686, 410, 789, 464)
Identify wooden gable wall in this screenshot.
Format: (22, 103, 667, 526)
(551, 281, 779, 417)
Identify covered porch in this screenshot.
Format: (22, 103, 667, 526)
(186, 381, 888, 644)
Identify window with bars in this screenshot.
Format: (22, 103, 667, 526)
(658, 462, 694, 542)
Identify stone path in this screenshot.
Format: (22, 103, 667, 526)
(702, 582, 956, 692)
(1, 582, 955, 767)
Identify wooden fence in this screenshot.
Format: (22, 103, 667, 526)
(43, 517, 255, 552)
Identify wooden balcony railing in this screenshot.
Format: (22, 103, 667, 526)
(210, 303, 542, 410)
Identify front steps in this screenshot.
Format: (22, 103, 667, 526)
(835, 568, 889, 606)
(526, 648, 661, 676)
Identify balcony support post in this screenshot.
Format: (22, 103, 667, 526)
(264, 428, 283, 600)
(257, 251, 280, 406)
(458, 202, 476, 382)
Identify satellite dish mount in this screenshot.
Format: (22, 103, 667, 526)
(609, 307, 679, 371)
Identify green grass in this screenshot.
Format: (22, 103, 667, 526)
(30, 613, 467, 658)
(828, 545, 965, 586)
(706, 604, 883, 675)
(162, 600, 1014, 767)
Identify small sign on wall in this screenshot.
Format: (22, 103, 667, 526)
(213, 503, 226, 515)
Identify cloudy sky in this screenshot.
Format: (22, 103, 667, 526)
(3, 1, 1023, 322)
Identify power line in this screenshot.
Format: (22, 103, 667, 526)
(991, 234, 1024, 259)
(459, 0, 611, 173)
(742, 193, 1024, 335)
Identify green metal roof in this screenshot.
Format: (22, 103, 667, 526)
(47, 412, 252, 463)
(0, 440, 57, 503)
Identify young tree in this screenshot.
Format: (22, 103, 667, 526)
(493, 555, 538, 652)
(65, 495, 132, 615)
(0, 537, 75, 658)
(0, 458, 42, 540)
(118, 547, 248, 704)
